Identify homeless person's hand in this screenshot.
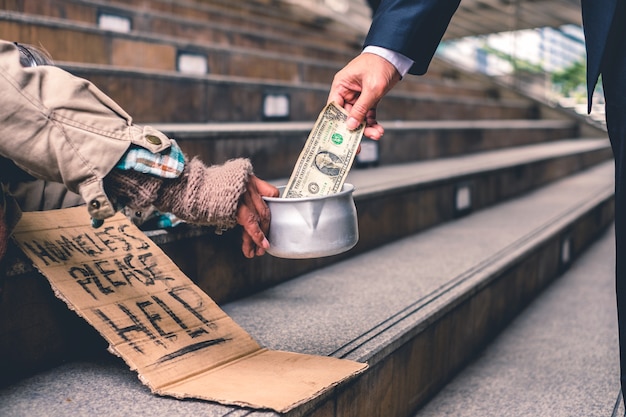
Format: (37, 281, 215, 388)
(237, 174, 279, 258)
(105, 157, 278, 257)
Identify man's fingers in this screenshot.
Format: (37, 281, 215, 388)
(364, 125, 384, 140)
(364, 108, 384, 139)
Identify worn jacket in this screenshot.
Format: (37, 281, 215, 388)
(0, 40, 173, 221)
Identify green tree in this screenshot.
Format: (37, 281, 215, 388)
(481, 45, 544, 74)
(551, 59, 586, 97)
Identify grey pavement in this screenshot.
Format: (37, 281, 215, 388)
(414, 225, 622, 417)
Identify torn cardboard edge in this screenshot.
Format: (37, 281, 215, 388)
(12, 207, 367, 413)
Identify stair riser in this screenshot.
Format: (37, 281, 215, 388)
(0, 17, 348, 81)
(162, 126, 579, 179)
(374, 126, 579, 165)
(44, 68, 533, 123)
(1, 0, 363, 57)
(0, 245, 105, 386)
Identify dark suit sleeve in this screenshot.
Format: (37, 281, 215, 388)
(364, 0, 461, 75)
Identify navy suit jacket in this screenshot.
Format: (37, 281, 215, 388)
(364, 0, 616, 108)
(364, 0, 461, 75)
(581, 0, 617, 111)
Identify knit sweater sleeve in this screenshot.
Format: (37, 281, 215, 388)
(104, 157, 253, 231)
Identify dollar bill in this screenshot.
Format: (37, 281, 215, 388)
(283, 102, 365, 198)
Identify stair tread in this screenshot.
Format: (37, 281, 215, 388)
(345, 138, 610, 196)
(223, 137, 613, 194)
(226, 161, 614, 363)
(414, 225, 620, 417)
(0, 160, 613, 416)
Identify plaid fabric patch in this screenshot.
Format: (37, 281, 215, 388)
(116, 140, 185, 178)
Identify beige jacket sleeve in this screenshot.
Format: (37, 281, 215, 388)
(0, 40, 173, 220)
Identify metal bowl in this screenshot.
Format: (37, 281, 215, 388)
(263, 184, 359, 259)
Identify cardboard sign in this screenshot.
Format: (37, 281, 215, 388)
(12, 207, 366, 413)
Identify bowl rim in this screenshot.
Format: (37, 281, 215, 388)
(262, 183, 355, 202)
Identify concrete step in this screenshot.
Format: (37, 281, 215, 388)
(156, 138, 613, 303)
(2, 6, 537, 101)
(2, 11, 589, 127)
(45, 62, 536, 124)
(110, 0, 368, 49)
(2, 2, 600, 132)
(0, 11, 352, 76)
(413, 225, 621, 417)
(151, 119, 582, 179)
(3, 0, 367, 51)
(2, 5, 527, 103)
(0, 139, 612, 383)
(0, 10, 502, 98)
(0, 158, 615, 416)
(0, 5, 361, 66)
(0, 4, 539, 127)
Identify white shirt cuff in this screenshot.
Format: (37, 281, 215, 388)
(362, 45, 414, 78)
